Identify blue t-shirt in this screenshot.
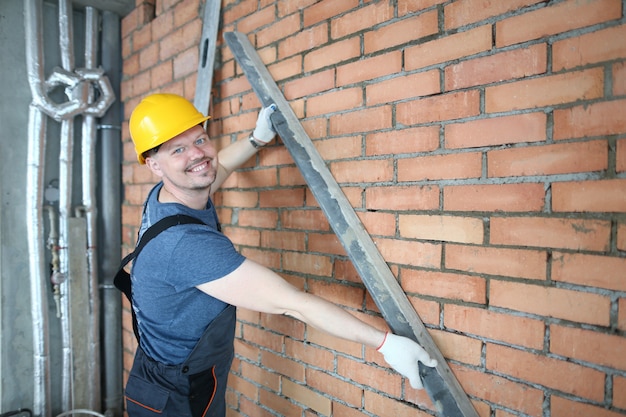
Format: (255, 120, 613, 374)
(131, 183, 245, 364)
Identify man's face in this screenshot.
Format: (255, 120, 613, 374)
(145, 125, 219, 193)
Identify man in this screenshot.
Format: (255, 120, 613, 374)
(125, 93, 436, 416)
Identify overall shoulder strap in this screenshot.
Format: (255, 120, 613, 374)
(114, 214, 205, 294)
(134, 214, 205, 260)
(113, 214, 205, 343)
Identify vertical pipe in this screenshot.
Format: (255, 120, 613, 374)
(57, 0, 76, 411)
(99, 11, 123, 416)
(26, 104, 52, 417)
(24, 0, 51, 414)
(83, 7, 101, 411)
(58, 118, 74, 412)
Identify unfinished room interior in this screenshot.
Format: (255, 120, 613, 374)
(1, 0, 625, 416)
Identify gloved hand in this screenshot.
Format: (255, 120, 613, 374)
(377, 332, 437, 389)
(252, 104, 277, 145)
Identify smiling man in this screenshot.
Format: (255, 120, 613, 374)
(124, 93, 437, 417)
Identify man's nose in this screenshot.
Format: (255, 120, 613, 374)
(189, 143, 205, 159)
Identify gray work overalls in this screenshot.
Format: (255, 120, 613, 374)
(124, 304, 236, 417)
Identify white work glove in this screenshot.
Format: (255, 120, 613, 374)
(377, 332, 437, 389)
(252, 104, 277, 145)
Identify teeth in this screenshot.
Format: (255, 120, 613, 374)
(190, 162, 208, 172)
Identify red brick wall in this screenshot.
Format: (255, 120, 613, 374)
(120, 0, 626, 416)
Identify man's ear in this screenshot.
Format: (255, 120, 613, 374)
(145, 156, 164, 178)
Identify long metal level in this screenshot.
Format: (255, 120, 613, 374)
(223, 31, 479, 417)
(193, 0, 221, 116)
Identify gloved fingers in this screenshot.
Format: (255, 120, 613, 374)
(261, 103, 277, 119)
(418, 354, 438, 368)
(253, 104, 277, 144)
(407, 372, 424, 390)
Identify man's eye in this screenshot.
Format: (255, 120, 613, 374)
(173, 147, 184, 154)
(195, 137, 206, 146)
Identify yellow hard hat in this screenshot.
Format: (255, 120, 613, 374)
(129, 93, 210, 164)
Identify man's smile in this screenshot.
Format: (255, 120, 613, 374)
(187, 159, 211, 173)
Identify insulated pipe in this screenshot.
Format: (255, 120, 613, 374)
(26, 104, 52, 417)
(99, 11, 123, 416)
(57, 0, 76, 410)
(58, 117, 75, 412)
(24, 0, 75, 121)
(82, 7, 102, 411)
(24, 0, 52, 414)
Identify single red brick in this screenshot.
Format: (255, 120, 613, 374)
(330, 1, 394, 39)
(283, 69, 335, 100)
(615, 62, 626, 96)
(397, 90, 481, 125)
(260, 230, 306, 251)
(260, 387, 305, 415)
(444, 304, 544, 349)
(307, 232, 347, 256)
(446, 112, 547, 149)
(303, 0, 359, 27)
(554, 99, 626, 140)
(307, 326, 363, 358)
(278, 0, 318, 18)
(444, 183, 546, 212)
(487, 140, 608, 177)
(151, 10, 174, 42)
(495, 0, 622, 47)
(551, 394, 625, 417)
(329, 106, 393, 136)
(330, 158, 394, 183)
(173, 47, 198, 79)
(618, 139, 626, 173)
(151, 61, 173, 87)
(405, 25, 492, 71)
(485, 68, 604, 113)
(255, 13, 300, 47)
(550, 325, 626, 371)
(490, 216, 611, 251)
(444, 0, 543, 29)
(553, 24, 626, 71)
(615, 375, 626, 409)
(307, 87, 363, 118)
(366, 126, 440, 156)
(373, 237, 442, 268)
(444, 243, 547, 280)
(398, 152, 482, 181)
(238, 209, 278, 229)
(337, 51, 403, 87)
(364, 10, 438, 54)
(446, 43, 547, 90)
(236, 4, 275, 34)
(159, 20, 201, 61)
(490, 280, 611, 326)
(268, 55, 302, 83)
(306, 368, 362, 408)
(314, 136, 362, 160)
(304, 37, 360, 73)
(431, 329, 483, 365)
(618, 222, 626, 252)
(451, 363, 544, 417)
(552, 179, 626, 213)
(399, 214, 484, 244)
(366, 70, 440, 106)
(402, 269, 487, 304)
(259, 188, 307, 208)
(365, 185, 440, 211)
(364, 389, 436, 417)
(552, 252, 626, 292)
(487, 343, 605, 401)
(277, 23, 328, 59)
